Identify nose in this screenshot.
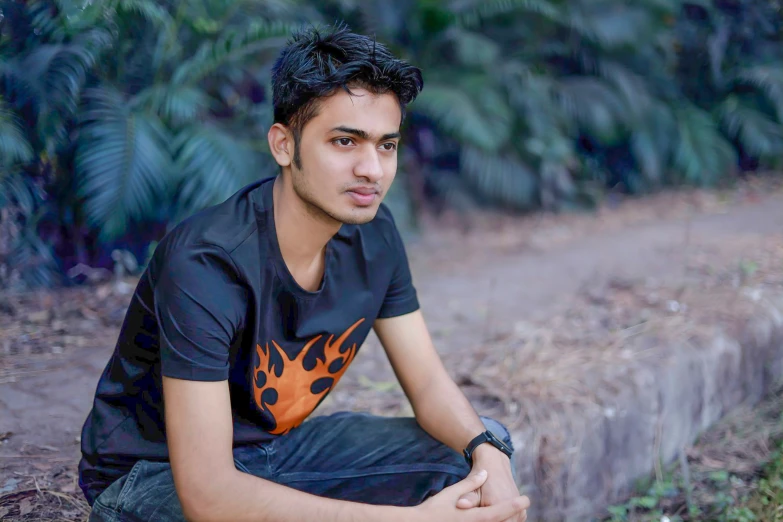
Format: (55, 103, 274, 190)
(354, 146, 384, 183)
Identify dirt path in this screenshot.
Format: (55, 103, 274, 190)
(1, 184, 783, 509)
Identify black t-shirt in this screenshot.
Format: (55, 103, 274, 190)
(78, 176, 420, 503)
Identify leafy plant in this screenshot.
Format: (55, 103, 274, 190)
(2, 0, 783, 288)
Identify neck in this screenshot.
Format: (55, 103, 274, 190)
(272, 175, 341, 269)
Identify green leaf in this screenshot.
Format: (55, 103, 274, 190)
(460, 145, 538, 209)
(449, 28, 501, 67)
(566, 4, 655, 48)
(0, 170, 35, 215)
(629, 495, 658, 509)
(116, 0, 175, 29)
(607, 504, 627, 517)
(596, 61, 654, 121)
(0, 98, 33, 168)
(76, 88, 172, 239)
(172, 20, 292, 85)
(412, 83, 512, 151)
(735, 66, 783, 122)
(173, 124, 259, 215)
(0, 173, 59, 289)
(131, 85, 212, 125)
(454, 0, 559, 28)
(630, 101, 677, 183)
(555, 77, 626, 143)
(717, 96, 783, 159)
(673, 103, 737, 186)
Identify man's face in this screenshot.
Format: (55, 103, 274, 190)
(287, 87, 402, 225)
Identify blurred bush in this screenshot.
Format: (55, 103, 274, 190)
(1, 0, 782, 288)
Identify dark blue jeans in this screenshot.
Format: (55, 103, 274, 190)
(88, 412, 514, 521)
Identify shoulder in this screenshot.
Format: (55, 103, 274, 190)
(152, 180, 268, 280)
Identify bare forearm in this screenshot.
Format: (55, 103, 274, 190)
(411, 374, 486, 454)
(184, 469, 408, 522)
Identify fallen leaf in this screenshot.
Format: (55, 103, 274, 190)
(19, 498, 33, 515)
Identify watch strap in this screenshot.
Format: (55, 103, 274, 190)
(463, 430, 513, 465)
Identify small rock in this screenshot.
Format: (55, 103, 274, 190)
(0, 297, 16, 316)
(585, 286, 609, 305)
(52, 345, 64, 354)
(609, 276, 635, 290)
(26, 309, 52, 324)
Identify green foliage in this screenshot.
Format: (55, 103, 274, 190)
(2, 0, 783, 287)
(75, 87, 172, 239)
(0, 97, 33, 167)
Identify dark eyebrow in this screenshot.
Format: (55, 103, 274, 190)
(331, 126, 400, 142)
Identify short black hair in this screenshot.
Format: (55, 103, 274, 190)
(271, 23, 424, 169)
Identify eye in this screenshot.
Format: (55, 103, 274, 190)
(334, 138, 354, 147)
(380, 142, 398, 151)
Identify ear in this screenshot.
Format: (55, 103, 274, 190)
(267, 123, 293, 168)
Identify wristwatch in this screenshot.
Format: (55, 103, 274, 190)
(463, 430, 513, 465)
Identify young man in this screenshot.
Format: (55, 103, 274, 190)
(78, 25, 530, 522)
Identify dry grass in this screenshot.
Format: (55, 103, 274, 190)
(0, 488, 89, 522)
(1, 186, 781, 520)
(605, 386, 783, 521)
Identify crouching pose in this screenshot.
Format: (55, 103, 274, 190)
(78, 24, 530, 522)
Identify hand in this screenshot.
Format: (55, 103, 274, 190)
(414, 469, 530, 522)
(457, 446, 528, 522)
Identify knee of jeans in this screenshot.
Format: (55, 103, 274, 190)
(479, 416, 514, 451)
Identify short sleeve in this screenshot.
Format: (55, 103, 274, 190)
(377, 208, 420, 319)
(153, 243, 247, 381)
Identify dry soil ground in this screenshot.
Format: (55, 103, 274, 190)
(2, 179, 783, 520)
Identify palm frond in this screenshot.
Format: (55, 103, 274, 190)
(460, 145, 538, 209)
(4, 226, 60, 289)
(0, 170, 36, 215)
(116, 0, 175, 29)
(0, 98, 34, 168)
(672, 104, 736, 186)
(75, 88, 172, 239)
(412, 83, 513, 151)
(173, 123, 261, 216)
(630, 101, 677, 184)
(735, 65, 783, 122)
(355, 0, 412, 42)
(47, 0, 110, 37)
(452, 0, 559, 28)
(595, 61, 654, 121)
(0, 172, 59, 290)
(172, 20, 292, 85)
(717, 96, 783, 159)
(565, 4, 655, 48)
(16, 28, 112, 121)
(448, 28, 501, 67)
(555, 77, 627, 143)
(131, 85, 212, 125)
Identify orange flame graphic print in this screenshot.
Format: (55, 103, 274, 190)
(253, 318, 365, 435)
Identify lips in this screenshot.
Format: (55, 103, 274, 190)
(348, 187, 378, 195)
(346, 187, 379, 206)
